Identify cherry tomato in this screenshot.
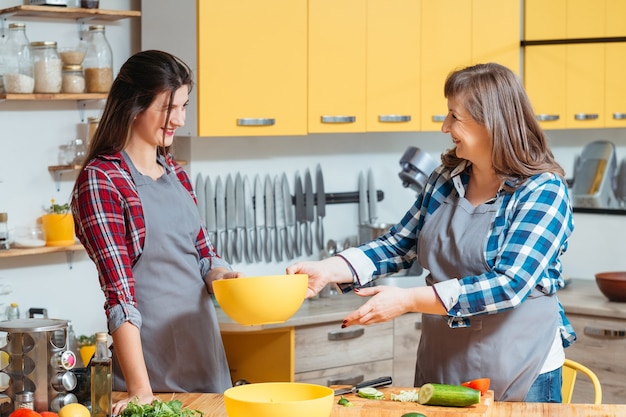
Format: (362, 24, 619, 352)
(461, 377, 491, 394)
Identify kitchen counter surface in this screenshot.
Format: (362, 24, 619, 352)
(119, 391, 626, 417)
(217, 277, 626, 332)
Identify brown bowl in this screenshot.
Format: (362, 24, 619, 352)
(595, 272, 626, 302)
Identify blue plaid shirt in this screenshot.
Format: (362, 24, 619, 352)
(340, 161, 576, 347)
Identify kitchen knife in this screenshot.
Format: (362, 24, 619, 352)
(225, 174, 235, 264)
(205, 174, 217, 247)
(243, 175, 255, 263)
(293, 171, 304, 257)
(233, 173, 245, 263)
(333, 376, 393, 396)
(214, 176, 226, 258)
(273, 175, 284, 262)
(264, 175, 275, 263)
(367, 168, 378, 224)
(315, 164, 326, 250)
(254, 174, 265, 263)
(304, 169, 314, 256)
(281, 173, 294, 260)
(195, 173, 206, 224)
(358, 171, 368, 225)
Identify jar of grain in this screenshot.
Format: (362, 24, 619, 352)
(2, 23, 35, 94)
(62, 64, 85, 93)
(31, 41, 62, 93)
(83, 25, 113, 93)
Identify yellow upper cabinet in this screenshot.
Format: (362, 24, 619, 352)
(197, 0, 307, 136)
(605, 0, 626, 127)
(420, 0, 520, 132)
(308, 0, 367, 133)
(366, 0, 421, 132)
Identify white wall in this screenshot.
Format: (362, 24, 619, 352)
(1, 0, 626, 336)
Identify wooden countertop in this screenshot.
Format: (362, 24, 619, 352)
(217, 277, 626, 332)
(122, 392, 626, 417)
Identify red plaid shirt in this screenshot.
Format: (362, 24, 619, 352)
(71, 152, 227, 327)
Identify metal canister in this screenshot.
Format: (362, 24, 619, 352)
(51, 371, 77, 391)
(14, 391, 34, 410)
(50, 393, 78, 412)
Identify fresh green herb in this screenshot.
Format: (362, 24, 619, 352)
(120, 398, 203, 417)
(337, 396, 354, 407)
(356, 387, 385, 400)
(77, 334, 96, 347)
(47, 198, 70, 214)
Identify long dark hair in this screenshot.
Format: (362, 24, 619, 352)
(80, 49, 193, 168)
(441, 63, 564, 188)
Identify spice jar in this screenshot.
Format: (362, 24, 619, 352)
(62, 64, 85, 93)
(87, 116, 100, 145)
(83, 25, 113, 93)
(0, 212, 9, 250)
(31, 41, 62, 93)
(2, 23, 34, 94)
(14, 391, 34, 410)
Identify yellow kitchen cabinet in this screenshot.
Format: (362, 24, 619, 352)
(605, 1, 626, 128)
(566, 44, 605, 129)
(420, 0, 520, 132)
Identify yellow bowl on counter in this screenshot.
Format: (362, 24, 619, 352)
(223, 382, 333, 417)
(212, 274, 308, 325)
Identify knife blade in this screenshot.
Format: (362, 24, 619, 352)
(243, 175, 255, 263)
(233, 173, 245, 264)
(273, 175, 284, 262)
(254, 174, 265, 263)
(333, 376, 393, 396)
(358, 171, 368, 225)
(205, 174, 217, 247)
(367, 168, 378, 224)
(225, 174, 235, 264)
(195, 173, 206, 224)
(293, 171, 304, 257)
(315, 164, 326, 250)
(264, 175, 275, 263)
(214, 176, 226, 258)
(304, 169, 314, 256)
(281, 173, 294, 260)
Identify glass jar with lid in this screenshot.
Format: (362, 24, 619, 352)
(62, 64, 85, 93)
(83, 25, 113, 93)
(31, 41, 63, 93)
(2, 23, 35, 94)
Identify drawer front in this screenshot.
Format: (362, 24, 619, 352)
(295, 321, 393, 373)
(295, 359, 393, 386)
(393, 313, 422, 387)
(566, 314, 626, 404)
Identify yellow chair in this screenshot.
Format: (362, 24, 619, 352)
(561, 358, 602, 404)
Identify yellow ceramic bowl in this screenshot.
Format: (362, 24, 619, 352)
(223, 382, 333, 417)
(213, 274, 308, 325)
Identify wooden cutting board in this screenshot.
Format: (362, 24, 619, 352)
(332, 386, 494, 417)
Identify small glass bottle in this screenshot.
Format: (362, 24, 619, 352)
(31, 41, 62, 93)
(62, 64, 85, 93)
(0, 213, 9, 250)
(91, 332, 111, 417)
(73, 139, 87, 165)
(87, 116, 100, 145)
(6, 303, 19, 320)
(83, 25, 113, 93)
(14, 391, 34, 410)
(2, 23, 34, 94)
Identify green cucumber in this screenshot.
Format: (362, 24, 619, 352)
(401, 413, 427, 417)
(357, 387, 385, 400)
(417, 383, 480, 407)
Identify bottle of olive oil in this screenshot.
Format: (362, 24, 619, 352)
(91, 332, 112, 417)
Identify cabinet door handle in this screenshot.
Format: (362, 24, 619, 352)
(237, 118, 275, 126)
(613, 113, 626, 120)
(327, 374, 364, 387)
(584, 325, 626, 339)
(574, 113, 599, 121)
(321, 115, 356, 124)
(378, 115, 411, 123)
(536, 114, 560, 121)
(431, 115, 446, 122)
(328, 328, 364, 341)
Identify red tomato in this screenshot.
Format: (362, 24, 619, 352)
(461, 377, 491, 394)
(9, 409, 42, 417)
(40, 412, 59, 417)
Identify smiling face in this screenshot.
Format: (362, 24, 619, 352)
(131, 85, 189, 148)
(441, 94, 492, 168)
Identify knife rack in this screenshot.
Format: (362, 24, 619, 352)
(250, 190, 384, 207)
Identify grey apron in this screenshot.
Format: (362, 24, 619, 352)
(416, 190, 559, 401)
(111, 152, 232, 393)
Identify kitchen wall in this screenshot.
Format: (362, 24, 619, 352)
(1, 0, 626, 336)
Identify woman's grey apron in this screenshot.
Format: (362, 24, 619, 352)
(112, 153, 232, 393)
(416, 191, 559, 401)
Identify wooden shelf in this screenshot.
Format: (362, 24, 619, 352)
(0, 5, 140, 21)
(0, 244, 83, 258)
(0, 93, 107, 101)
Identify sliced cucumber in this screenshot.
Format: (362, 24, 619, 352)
(418, 383, 480, 407)
(356, 387, 385, 400)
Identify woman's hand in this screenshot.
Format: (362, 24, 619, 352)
(286, 256, 353, 298)
(112, 391, 156, 416)
(204, 267, 244, 292)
